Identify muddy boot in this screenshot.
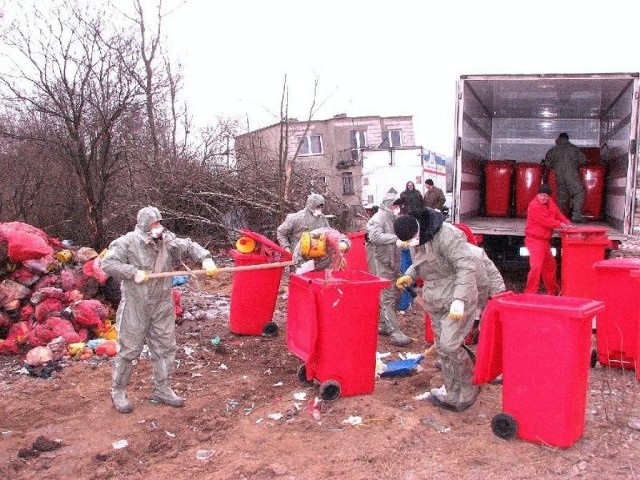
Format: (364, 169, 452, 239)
(152, 358, 185, 408)
(378, 321, 393, 336)
(111, 358, 133, 414)
(389, 329, 412, 346)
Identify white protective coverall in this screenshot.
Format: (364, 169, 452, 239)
(366, 193, 412, 346)
(101, 206, 213, 413)
(405, 213, 480, 411)
(276, 193, 330, 251)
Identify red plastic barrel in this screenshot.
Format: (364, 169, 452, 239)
(286, 270, 389, 398)
(580, 165, 606, 221)
(560, 227, 611, 298)
(592, 258, 640, 370)
(229, 230, 291, 336)
(344, 231, 368, 272)
(484, 161, 514, 217)
(545, 169, 563, 212)
(475, 293, 604, 448)
(515, 163, 544, 218)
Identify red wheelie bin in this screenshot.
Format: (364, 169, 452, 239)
(560, 227, 611, 299)
(474, 293, 604, 448)
(592, 258, 640, 370)
(580, 165, 606, 221)
(514, 163, 544, 218)
(484, 161, 514, 217)
(229, 230, 291, 336)
(286, 270, 389, 400)
(344, 231, 368, 272)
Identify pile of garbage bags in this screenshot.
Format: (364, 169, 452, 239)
(0, 221, 182, 365)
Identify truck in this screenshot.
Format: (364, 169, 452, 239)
(451, 73, 640, 265)
(361, 148, 447, 207)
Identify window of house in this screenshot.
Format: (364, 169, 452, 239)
(382, 129, 402, 148)
(350, 130, 367, 149)
(342, 172, 354, 195)
(299, 134, 323, 155)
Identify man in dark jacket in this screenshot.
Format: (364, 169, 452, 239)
(398, 181, 424, 214)
(524, 184, 570, 294)
(423, 179, 446, 212)
(544, 133, 586, 222)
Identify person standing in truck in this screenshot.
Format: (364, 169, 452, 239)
(544, 132, 587, 223)
(423, 178, 446, 212)
(524, 184, 571, 295)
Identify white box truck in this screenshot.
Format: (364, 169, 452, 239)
(451, 73, 640, 265)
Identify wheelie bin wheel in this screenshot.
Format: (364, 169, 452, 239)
(491, 413, 518, 440)
(296, 364, 313, 386)
(590, 349, 597, 368)
(262, 322, 278, 337)
(319, 380, 341, 402)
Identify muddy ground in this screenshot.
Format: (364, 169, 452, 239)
(0, 266, 639, 480)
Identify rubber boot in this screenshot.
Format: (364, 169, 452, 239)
(111, 358, 133, 414)
(152, 358, 185, 408)
(384, 315, 412, 346)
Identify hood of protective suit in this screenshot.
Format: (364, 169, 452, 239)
(136, 206, 163, 233)
(380, 192, 399, 211)
(305, 193, 325, 210)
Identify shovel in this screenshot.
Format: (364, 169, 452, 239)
(146, 260, 295, 279)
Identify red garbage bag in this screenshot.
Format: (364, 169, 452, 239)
(34, 297, 64, 323)
(82, 257, 109, 285)
(172, 288, 183, 318)
(0, 339, 19, 355)
(30, 287, 65, 305)
(0, 222, 54, 262)
(27, 317, 80, 347)
(9, 266, 41, 287)
(22, 255, 56, 274)
(70, 299, 108, 328)
(0, 312, 11, 330)
(6, 321, 30, 345)
(0, 279, 31, 309)
(32, 274, 60, 291)
(20, 305, 35, 323)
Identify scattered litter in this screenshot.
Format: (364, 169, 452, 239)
(264, 368, 272, 375)
(172, 275, 189, 286)
(272, 381, 283, 387)
(256, 418, 263, 423)
(196, 449, 214, 461)
(293, 392, 307, 401)
(210, 336, 221, 346)
(420, 417, 451, 433)
(379, 355, 424, 377)
(414, 391, 431, 400)
(219, 364, 228, 370)
(112, 439, 128, 449)
(165, 431, 176, 438)
(183, 346, 194, 356)
(267, 413, 283, 420)
(191, 372, 203, 377)
(342, 415, 363, 426)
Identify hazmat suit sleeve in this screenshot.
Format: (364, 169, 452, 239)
(100, 234, 139, 281)
(481, 250, 505, 295)
(171, 236, 212, 264)
(441, 231, 479, 304)
(276, 213, 295, 250)
(366, 215, 398, 246)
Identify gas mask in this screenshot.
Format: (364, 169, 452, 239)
(391, 207, 401, 217)
(312, 208, 323, 218)
(149, 225, 164, 239)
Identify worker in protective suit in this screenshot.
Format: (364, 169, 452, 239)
(395, 211, 480, 412)
(544, 132, 586, 223)
(366, 192, 416, 346)
(101, 206, 218, 414)
(276, 193, 330, 253)
(292, 227, 350, 272)
(469, 243, 505, 320)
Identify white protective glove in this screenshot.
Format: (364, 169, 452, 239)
(395, 239, 409, 249)
(202, 258, 218, 276)
(134, 270, 149, 284)
(448, 300, 465, 320)
(339, 240, 349, 253)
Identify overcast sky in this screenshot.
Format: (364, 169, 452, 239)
(160, 0, 640, 156)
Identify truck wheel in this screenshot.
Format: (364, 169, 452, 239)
(590, 349, 598, 368)
(491, 413, 518, 440)
(319, 380, 341, 402)
(262, 322, 278, 337)
(296, 364, 313, 386)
